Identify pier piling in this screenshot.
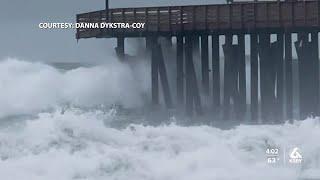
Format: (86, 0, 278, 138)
(116, 37, 125, 60)
(157, 44, 173, 109)
(185, 36, 203, 116)
(151, 40, 173, 109)
(275, 33, 285, 122)
(238, 34, 246, 121)
(212, 34, 220, 110)
(259, 33, 275, 122)
(176, 36, 184, 105)
(312, 32, 320, 116)
(250, 33, 259, 122)
(223, 34, 238, 120)
(284, 33, 293, 121)
(201, 35, 209, 95)
(296, 32, 319, 119)
(151, 38, 159, 106)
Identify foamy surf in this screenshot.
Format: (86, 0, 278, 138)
(0, 58, 320, 180)
(0, 107, 319, 180)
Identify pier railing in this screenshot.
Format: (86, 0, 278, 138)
(76, 0, 320, 39)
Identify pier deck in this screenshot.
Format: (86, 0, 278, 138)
(77, 0, 320, 39)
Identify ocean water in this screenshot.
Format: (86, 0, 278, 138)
(0, 58, 319, 180)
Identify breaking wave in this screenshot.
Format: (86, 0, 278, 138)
(0, 108, 319, 180)
(0, 58, 320, 180)
(0, 58, 148, 118)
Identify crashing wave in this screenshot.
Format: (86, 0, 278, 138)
(0, 108, 319, 180)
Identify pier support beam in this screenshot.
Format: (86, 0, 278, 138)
(259, 33, 276, 123)
(151, 38, 159, 105)
(146, 37, 153, 51)
(185, 36, 203, 116)
(176, 35, 184, 104)
(157, 44, 173, 109)
(295, 32, 319, 119)
(201, 35, 209, 95)
(212, 34, 220, 109)
(275, 33, 284, 122)
(238, 34, 246, 121)
(151, 38, 173, 109)
(116, 37, 125, 60)
(223, 34, 240, 120)
(284, 33, 293, 121)
(258, 33, 285, 123)
(223, 35, 232, 120)
(312, 32, 320, 116)
(193, 36, 200, 56)
(250, 33, 259, 122)
(222, 34, 246, 121)
(166, 36, 173, 47)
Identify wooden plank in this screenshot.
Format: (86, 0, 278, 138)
(219, 5, 231, 29)
(305, 1, 318, 27)
(294, 1, 304, 27)
(182, 6, 194, 31)
(169, 7, 181, 32)
(281, 2, 293, 28)
(146, 8, 149, 32)
(192, 6, 196, 30)
(256, 3, 267, 28)
(159, 7, 170, 32)
(231, 4, 242, 29)
(135, 8, 147, 24)
(207, 5, 218, 30)
(318, 0, 320, 26)
(268, 2, 280, 27)
(243, 3, 255, 29)
(195, 6, 206, 30)
(180, 6, 183, 32)
(205, 5, 208, 31)
(157, 8, 160, 32)
(169, 7, 172, 32)
(147, 7, 158, 31)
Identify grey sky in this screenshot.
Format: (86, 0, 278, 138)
(2, 0, 291, 63)
(0, 0, 226, 63)
(1, 0, 225, 21)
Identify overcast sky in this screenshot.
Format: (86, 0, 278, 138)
(0, 0, 228, 63)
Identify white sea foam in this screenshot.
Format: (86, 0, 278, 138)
(0, 108, 319, 180)
(0, 58, 147, 118)
(0, 58, 320, 180)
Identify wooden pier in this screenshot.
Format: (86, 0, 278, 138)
(76, 0, 320, 123)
